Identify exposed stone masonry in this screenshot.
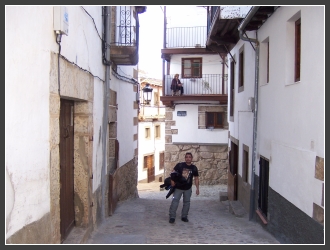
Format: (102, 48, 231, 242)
(164, 107, 228, 185)
(164, 144, 228, 185)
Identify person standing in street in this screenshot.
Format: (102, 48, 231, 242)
(169, 152, 199, 223)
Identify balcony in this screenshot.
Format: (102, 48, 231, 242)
(110, 6, 146, 65)
(166, 26, 207, 48)
(206, 6, 277, 56)
(162, 26, 215, 61)
(160, 74, 228, 107)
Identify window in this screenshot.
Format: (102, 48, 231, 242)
(242, 145, 249, 183)
(295, 18, 301, 82)
(285, 11, 301, 85)
(229, 140, 238, 176)
(238, 46, 244, 92)
(182, 58, 202, 78)
(145, 127, 150, 139)
(155, 125, 161, 139)
(258, 156, 269, 218)
(229, 59, 235, 119)
(198, 106, 227, 130)
(260, 37, 270, 85)
(206, 112, 225, 129)
(267, 41, 270, 83)
(159, 152, 164, 170)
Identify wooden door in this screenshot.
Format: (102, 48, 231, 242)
(228, 141, 238, 200)
(59, 99, 75, 242)
(146, 155, 155, 183)
(108, 139, 119, 216)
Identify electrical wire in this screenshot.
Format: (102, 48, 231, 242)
(111, 68, 138, 85)
(59, 54, 105, 82)
(56, 33, 62, 95)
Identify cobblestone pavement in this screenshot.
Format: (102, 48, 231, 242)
(84, 181, 280, 244)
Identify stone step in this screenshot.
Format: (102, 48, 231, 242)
(228, 200, 247, 217)
(219, 191, 228, 201)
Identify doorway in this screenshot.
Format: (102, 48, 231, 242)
(59, 99, 75, 242)
(228, 140, 238, 200)
(144, 154, 155, 183)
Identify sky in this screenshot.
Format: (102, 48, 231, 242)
(138, 6, 207, 79)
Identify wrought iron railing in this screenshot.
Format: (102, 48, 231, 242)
(164, 74, 228, 96)
(112, 6, 138, 46)
(166, 26, 207, 48)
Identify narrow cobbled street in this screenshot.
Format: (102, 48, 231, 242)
(82, 181, 280, 244)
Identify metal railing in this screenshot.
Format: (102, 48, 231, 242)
(164, 74, 228, 96)
(111, 6, 138, 46)
(166, 26, 207, 48)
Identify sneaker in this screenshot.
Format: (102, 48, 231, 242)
(169, 218, 175, 223)
(181, 217, 189, 222)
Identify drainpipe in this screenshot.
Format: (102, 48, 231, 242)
(237, 6, 260, 221)
(102, 6, 111, 218)
(162, 6, 166, 95)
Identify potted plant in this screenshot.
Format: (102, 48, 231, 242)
(202, 80, 212, 92)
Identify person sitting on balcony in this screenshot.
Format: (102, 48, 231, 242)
(171, 74, 184, 96)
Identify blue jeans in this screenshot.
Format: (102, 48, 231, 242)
(169, 187, 192, 219)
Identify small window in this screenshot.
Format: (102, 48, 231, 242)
(260, 37, 270, 85)
(206, 112, 225, 129)
(182, 58, 202, 78)
(155, 125, 161, 139)
(229, 59, 235, 118)
(242, 145, 249, 183)
(266, 41, 270, 83)
(258, 156, 269, 217)
(159, 152, 164, 170)
(145, 127, 150, 139)
(238, 46, 244, 92)
(295, 18, 301, 82)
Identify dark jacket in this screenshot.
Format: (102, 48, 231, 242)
(171, 78, 183, 91)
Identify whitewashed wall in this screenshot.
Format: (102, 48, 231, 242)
(138, 121, 165, 181)
(52, 5, 106, 193)
(228, 6, 324, 217)
(6, 6, 58, 237)
(171, 104, 228, 144)
(138, 83, 165, 182)
(6, 5, 106, 238)
(113, 66, 138, 167)
(227, 33, 256, 185)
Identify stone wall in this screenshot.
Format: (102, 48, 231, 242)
(49, 52, 95, 243)
(164, 144, 228, 185)
(115, 157, 139, 201)
(164, 106, 228, 186)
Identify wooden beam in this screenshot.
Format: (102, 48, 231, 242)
(161, 48, 217, 55)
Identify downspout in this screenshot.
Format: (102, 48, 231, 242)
(102, 6, 111, 217)
(221, 57, 225, 94)
(162, 6, 166, 95)
(237, 6, 260, 221)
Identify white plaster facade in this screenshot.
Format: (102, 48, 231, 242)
(138, 80, 166, 182)
(168, 53, 228, 146)
(6, 5, 142, 243)
(171, 103, 228, 144)
(227, 6, 324, 243)
(228, 5, 324, 217)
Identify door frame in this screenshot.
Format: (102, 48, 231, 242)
(59, 99, 75, 242)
